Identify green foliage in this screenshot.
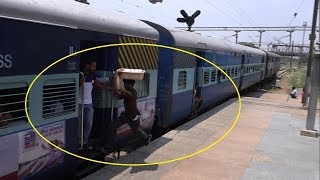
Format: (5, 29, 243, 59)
(289, 67, 307, 89)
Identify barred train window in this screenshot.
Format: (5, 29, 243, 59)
(231, 68, 235, 77)
(43, 79, 77, 118)
(235, 67, 238, 77)
(0, 85, 28, 128)
(203, 69, 210, 84)
(211, 69, 216, 82)
(226, 68, 231, 77)
(222, 68, 226, 80)
(178, 71, 187, 90)
(135, 73, 149, 98)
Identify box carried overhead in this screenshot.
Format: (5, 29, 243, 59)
(116, 68, 145, 80)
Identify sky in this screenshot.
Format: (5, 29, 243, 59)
(89, 0, 317, 50)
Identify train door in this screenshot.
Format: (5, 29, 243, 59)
(260, 56, 265, 81)
(238, 54, 246, 90)
(191, 51, 204, 115)
(265, 55, 270, 78)
(78, 40, 116, 149)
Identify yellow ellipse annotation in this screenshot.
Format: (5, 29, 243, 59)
(24, 43, 242, 166)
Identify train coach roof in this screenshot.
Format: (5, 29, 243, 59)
(228, 42, 266, 56)
(0, 0, 159, 40)
(168, 29, 239, 52)
(168, 28, 266, 56)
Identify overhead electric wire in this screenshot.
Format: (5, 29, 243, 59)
(223, 0, 275, 45)
(274, 0, 305, 45)
(204, 0, 267, 45)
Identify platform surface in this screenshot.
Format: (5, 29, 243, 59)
(83, 92, 319, 180)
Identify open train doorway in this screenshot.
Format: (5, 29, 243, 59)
(190, 51, 204, 118)
(78, 40, 116, 152)
(238, 54, 246, 90)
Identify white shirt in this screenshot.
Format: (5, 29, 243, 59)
(292, 89, 298, 97)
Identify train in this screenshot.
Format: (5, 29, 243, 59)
(0, 0, 281, 179)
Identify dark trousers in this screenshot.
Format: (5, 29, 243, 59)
(105, 114, 149, 150)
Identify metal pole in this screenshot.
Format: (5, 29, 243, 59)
(287, 30, 293, 71)
(306, 53, 319, 130)
(110, 72, 115, 124)
(319, 2, 320, 50)
(299, 22, 308, 65)
(258, 30, 265, 47)
(303, 0, 319, 107)
(235, 30, 240, 43)
(290, 41, 294, 70)
(302, 21, 307, 46)
(80, 72, 85, 149)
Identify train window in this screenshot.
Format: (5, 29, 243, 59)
(231, 67, 235, 77)
(0, 84, 29, 128)
(136, 73, 150, 98)
(234, 67, 238, 77)
(211, 69, 216, 82)
(226, 68, 231, 77)
(178, 71, 187, 90)
(222, 68, 226, 80)
(203, 69, 210, 84)
(43, 79, 77, 119)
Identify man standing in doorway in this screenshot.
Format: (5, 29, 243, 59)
(79, 59, 110, 150)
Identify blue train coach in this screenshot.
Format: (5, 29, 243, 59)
(0, 0, 281, 179)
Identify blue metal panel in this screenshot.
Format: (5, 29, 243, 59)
(200, 78, 240, 111)
(198, 51, 242, 67)
(142, 21, 175, 128)
(170, 90, 193, 125)
(0, 17, 119, 77)
(241, 73, 261, 90)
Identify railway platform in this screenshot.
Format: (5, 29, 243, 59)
(82, 91, 319, 180)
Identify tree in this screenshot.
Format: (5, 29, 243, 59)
(238, 42, 259, 49)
